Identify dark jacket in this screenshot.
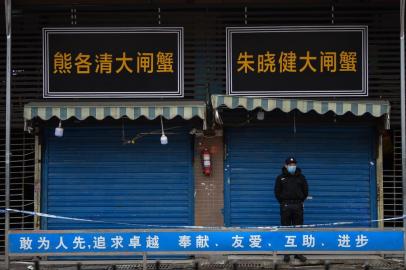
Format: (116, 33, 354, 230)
(274, 167, 308, 203)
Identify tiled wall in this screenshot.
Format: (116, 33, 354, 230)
(194, 133, 224, 226)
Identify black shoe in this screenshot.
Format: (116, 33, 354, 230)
(283, 255, 290, 263)
(294, 254, 307, 262)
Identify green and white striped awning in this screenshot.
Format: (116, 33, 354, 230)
(212, 95, 390, 117)
(24, 101, 206, 121)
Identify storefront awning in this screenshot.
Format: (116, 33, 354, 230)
(24, 101, 206, 121)
(211, 95, 390, 118)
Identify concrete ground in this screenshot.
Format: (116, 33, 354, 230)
(0, 255, 404, 270)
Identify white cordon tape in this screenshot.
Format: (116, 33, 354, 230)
(2, 208, 406, 231)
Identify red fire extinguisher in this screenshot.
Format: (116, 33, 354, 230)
(201, 148, 212, 176)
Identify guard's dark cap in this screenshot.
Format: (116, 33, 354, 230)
(285, 157, 297, 164)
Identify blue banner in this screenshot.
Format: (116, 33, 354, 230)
(9, 230, 403, 255)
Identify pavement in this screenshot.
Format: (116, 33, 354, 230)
(0, 255, 404, 270)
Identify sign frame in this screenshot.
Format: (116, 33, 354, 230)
(226, 25, 368, 97)
(43, 27, 184, 99)
(9, 228, 403, 256)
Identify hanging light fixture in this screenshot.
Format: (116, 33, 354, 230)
(160, 116, 168, 145)
(54, 120, 64, 137)
(214, 109, 223, 126)
(257, 109, 265, 120)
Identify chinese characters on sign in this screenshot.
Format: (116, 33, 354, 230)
(227, 26, 368, 97)
(236, 51, 357, 74)
(53, 52, 174, 75)
(9, 231, 402, 255)
(43, 27, 184, 98)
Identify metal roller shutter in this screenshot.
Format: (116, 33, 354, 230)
(224, 126, 377, 228)
(41, 126, 194, 229)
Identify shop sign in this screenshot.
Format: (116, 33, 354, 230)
(227, 26, 368, 97)
(43, 27, 184, 98)
(9, 230, 402, 255)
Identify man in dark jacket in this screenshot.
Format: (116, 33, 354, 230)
(274, 157, 308, 263)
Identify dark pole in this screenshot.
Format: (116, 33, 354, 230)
(400, 0, 406, 264)
(4, 0, 11, 268)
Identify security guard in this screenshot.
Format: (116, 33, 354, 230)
(274, 157, 308, 263)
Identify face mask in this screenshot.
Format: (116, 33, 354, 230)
(287, 165, 296, 174)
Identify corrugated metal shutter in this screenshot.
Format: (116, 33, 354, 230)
(224, 126, 376, 227)
(42, 126, 194, 229)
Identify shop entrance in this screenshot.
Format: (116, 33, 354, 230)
(41, 126, 194, 230)
(224, 126, 377, 228)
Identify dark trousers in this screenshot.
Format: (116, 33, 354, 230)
(280, 203, 303, 226)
